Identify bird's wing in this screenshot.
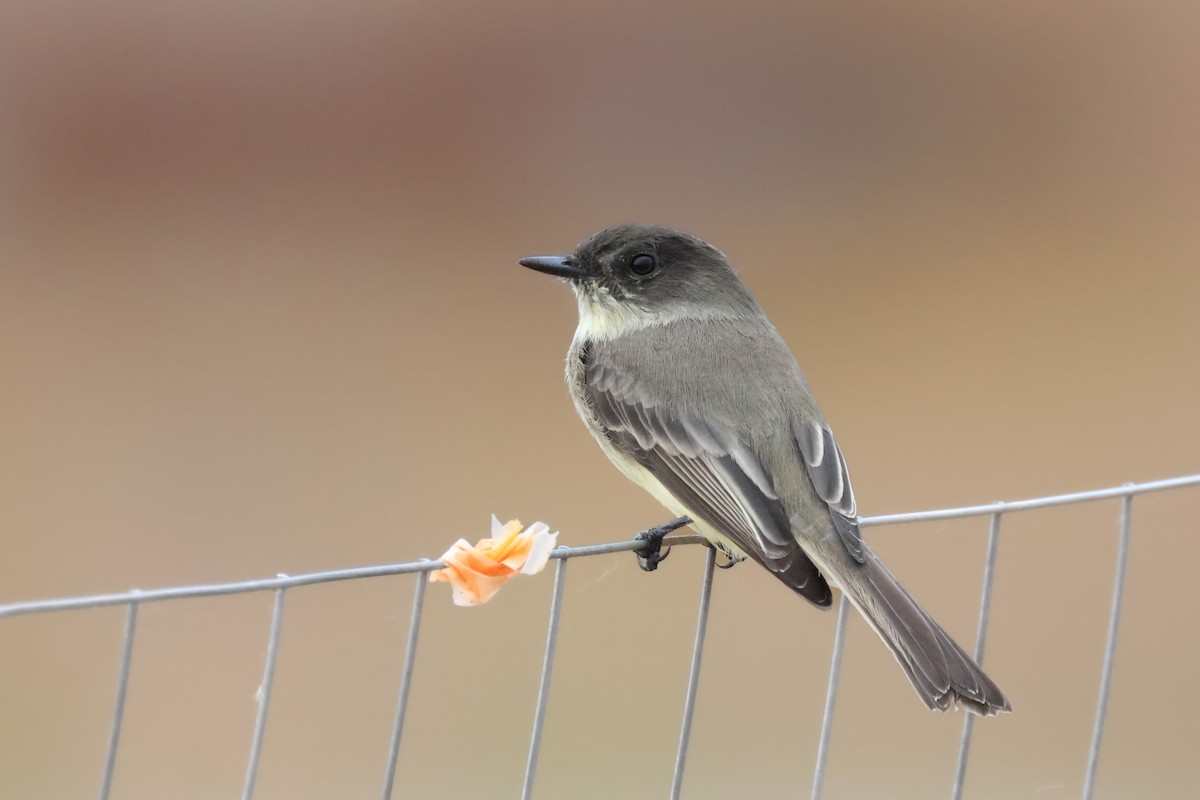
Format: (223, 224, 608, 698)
(586, 362, 831, 606)
(791, 420, 866, 563)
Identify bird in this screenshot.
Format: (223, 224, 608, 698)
(518, 223, 1010, 716)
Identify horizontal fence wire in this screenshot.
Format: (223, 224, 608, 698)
(0, 536, 707, 619)
(2, 474, 1198, 800)
(3, 475, 1197, 620)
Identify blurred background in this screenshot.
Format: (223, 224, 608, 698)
(2, 1, 1199, 798)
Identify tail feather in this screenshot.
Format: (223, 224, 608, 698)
(838, 554, 1011, 716)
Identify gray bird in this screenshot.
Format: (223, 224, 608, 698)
(520, 223, 1010, 716)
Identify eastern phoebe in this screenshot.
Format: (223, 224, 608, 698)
(520, 223, 1010, 716)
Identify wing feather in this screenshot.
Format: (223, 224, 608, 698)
(793, 420, 865, 563)
(585, 364, 831, 605)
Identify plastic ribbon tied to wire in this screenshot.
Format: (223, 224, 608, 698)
(2, 474, 1199, 800)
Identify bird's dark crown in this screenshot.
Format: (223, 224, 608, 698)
(570, 224, 755, 312)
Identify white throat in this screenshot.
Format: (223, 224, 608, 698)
(571, 283, 752, 344)
(571, 285, 660, 343)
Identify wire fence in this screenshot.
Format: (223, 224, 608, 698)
(3, 474, 1199, 800)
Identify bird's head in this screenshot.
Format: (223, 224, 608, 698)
(519, 224, 759, 339)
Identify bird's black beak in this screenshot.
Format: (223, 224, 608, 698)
(518, 255, 587, 280)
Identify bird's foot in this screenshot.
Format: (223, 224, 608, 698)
(633, 516, 692, 572)
(713, 547, 744, 569)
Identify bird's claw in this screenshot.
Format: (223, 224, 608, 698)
(635, 536, 671, 571)
(633, 516, 691, 572)
(713, 548, 742, 569)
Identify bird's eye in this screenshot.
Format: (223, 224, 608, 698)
(629, 253, 657, 276)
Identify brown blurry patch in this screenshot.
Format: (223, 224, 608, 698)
(2, 1, 1199, 797)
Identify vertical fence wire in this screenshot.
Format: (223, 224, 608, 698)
(241, 587, 287, 800)
(97, 600, 139, 800)
(521, 557, 569, 800)
(380, 571, 430, 800)
(810, 595, 850, 800)
(950, 513, 1003, 800)
(669, 546, 717, 800)
(1082, 495, 1134, 800)
(1, 476, 1196, 800)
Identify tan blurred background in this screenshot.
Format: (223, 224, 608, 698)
(2, 1, 1199, 798)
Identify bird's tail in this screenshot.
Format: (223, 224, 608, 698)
(836, 553, 1011, 716)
